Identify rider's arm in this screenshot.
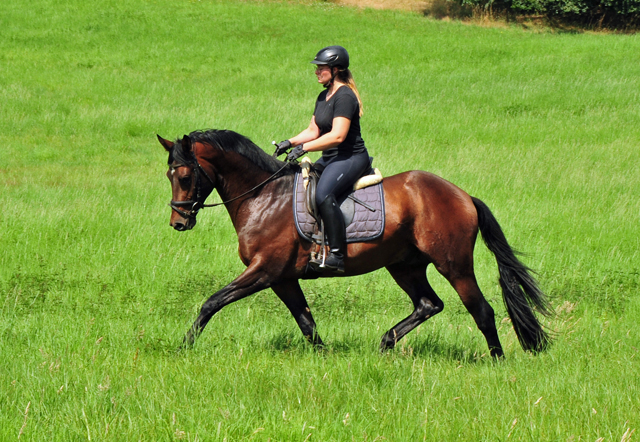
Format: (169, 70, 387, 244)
(288, 116, 321, 146)
(297, 117, 351, 153)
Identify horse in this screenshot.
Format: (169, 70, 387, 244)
(157, 129, 552, 358)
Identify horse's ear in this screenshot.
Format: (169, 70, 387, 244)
(181, 135, 193, 153)
(157, 135, 174, 151)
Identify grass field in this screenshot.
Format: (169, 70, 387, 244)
(1, 0, 640, 440)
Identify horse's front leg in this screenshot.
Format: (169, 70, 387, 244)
(271, 280, 324, 348)
(183, 263, 270, 347)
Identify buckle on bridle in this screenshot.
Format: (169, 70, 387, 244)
(169, 200, 201, 218)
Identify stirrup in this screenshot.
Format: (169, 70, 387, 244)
(308, 253, 323, 272)
(308, 220, 326, 272)
(308, 250, 344, 273)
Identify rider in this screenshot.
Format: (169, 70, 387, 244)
(275, 45, 371, 273)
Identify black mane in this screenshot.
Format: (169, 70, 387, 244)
(171, 129, 293, 175)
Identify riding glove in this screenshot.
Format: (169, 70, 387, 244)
(273, 140, 292, 157)
(286, 145, 306, 162)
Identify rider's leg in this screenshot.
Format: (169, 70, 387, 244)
(318, 194, 346, 272)
(313, 152, 370, 272)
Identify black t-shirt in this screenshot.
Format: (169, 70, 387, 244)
(313, 86, 366, 158)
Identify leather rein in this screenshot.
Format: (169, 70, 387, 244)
(169, 147, 292, 220)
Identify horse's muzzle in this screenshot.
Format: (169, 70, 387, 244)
(169, 200, 200, 231)
(171, 217, 196, 231)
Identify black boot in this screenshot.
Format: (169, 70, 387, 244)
(318, 195, 346, 273)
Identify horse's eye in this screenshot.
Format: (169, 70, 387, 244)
(179, 176, 192, 186)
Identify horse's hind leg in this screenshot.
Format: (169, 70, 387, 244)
(272, 280, 324, 348)
(447, 273, 504, 358)
(381, 263, 444, 351)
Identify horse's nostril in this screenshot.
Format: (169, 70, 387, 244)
(173, 222, 186, 231)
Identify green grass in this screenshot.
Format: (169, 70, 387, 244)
(1, 0, 640, 440)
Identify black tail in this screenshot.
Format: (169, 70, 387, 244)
(472, 197, 552, 353)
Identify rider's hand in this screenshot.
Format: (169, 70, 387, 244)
(286, 145, 306, 162)
(273, 140, 292, 157)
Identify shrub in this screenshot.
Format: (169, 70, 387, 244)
(425, 0, 640, 28)
(543, 0, 640, 27)
(424, 0, 474, 19)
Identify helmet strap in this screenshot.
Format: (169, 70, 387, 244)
(323, 68, 338, 89)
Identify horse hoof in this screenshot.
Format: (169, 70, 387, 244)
(181, 334, 196, 349)
(379, 338, 396, 352)
(490, 347, 505, 358)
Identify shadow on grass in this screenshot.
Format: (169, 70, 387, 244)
(408, 337, 489, 364)
(266, 331, 375, 355)
(265, 331, 491, 364)
(266, 331, 315, 354)
(138, 338, 187, 356)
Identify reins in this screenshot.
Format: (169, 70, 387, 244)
(169, 145, 293, 219)
(200, 161, 291, 208)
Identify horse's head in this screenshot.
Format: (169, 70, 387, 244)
(158, 134, 215, 231)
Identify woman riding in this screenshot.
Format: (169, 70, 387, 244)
(275, 45, 370, 273)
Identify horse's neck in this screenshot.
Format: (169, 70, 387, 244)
(216, 162, 274, 201)
(217, 165, 294, 233)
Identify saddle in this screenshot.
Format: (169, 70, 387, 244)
(293, 158, 385, 246)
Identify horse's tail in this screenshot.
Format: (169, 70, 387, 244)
(472, 197, 552, 353)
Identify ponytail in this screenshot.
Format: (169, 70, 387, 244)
(336, 69, 363, 117)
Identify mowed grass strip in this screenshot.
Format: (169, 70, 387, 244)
(1, 0, 639, 440)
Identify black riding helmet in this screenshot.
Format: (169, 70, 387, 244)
(311, 45, 350, 70)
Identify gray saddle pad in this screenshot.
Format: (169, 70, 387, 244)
(293, 172, 385, 243)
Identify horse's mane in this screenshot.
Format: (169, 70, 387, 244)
(174, 129, 293, 175)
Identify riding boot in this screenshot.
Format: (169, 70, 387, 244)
(318, 195, 346, 273)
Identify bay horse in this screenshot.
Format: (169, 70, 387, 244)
(158, 129, 551, 358)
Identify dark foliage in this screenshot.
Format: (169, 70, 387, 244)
(426, 0, 640, 29)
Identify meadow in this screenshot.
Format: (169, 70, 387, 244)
(1, 0, 639, 440)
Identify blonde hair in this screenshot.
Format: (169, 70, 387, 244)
(336, 68, 363, 117)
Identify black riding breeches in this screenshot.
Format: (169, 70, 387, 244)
(314, 151, 371, 208)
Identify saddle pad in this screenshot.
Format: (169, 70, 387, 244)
(293, 172, 385, 244)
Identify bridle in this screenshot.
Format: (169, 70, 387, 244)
(169, 157, 214, 220)
(169, 145, 292, 220)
